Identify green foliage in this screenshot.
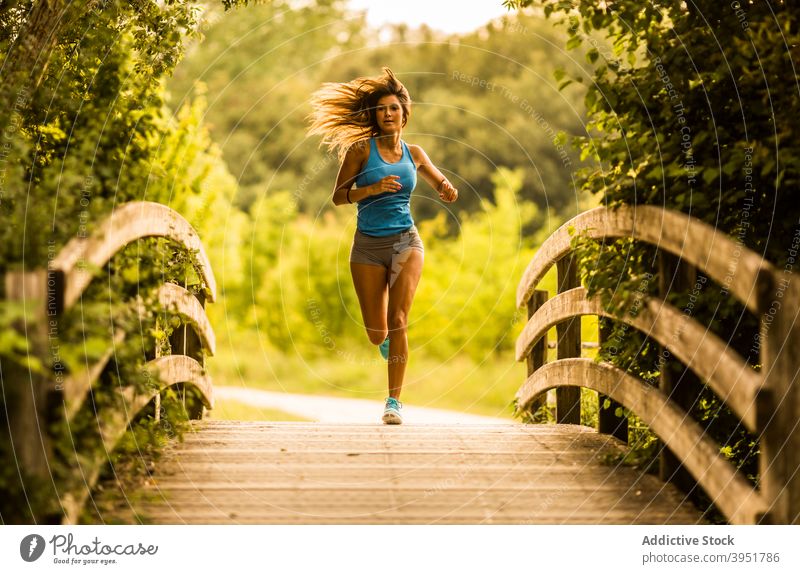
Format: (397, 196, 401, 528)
(601, 413, 661, 472)
(168, 4, 589, 218)
(247, 207, 345, 354)
(0, 1, 202, 269)
(514, 388, 599, 427)
(110, 388, 192, 472)
(507, 0, 800, 265)
(572, 233, 662, 381)
(0, 302, 43, 373)
(169, 0, 367, 212)
(0, 1, 229, 523)
(516, 399, 554, 424)
(413, 168, 543, 360)
(506, 0, 800, 516)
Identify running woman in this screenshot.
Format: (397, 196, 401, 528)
(308, 67, 458, 424)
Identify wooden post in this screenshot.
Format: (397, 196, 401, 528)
(4, 270, 51, 475)
(153, 314, 164, 423)
(758, 271, 800, 524)
(526, 290, 548, 420)
(3, 269, 61, 521)
(168, 290, 205, 363)
(597, 318, 628, 442)
(186, 290, 206, 420)
(556, 256, 581, 424)
(658, 252, 700, 494)
(168, 287, 206, 420)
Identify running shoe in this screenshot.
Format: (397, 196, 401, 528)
(382, 397, 403, 425)
(379, 336, 390, 360)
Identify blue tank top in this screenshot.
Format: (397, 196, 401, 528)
(354, 137, 417, 237)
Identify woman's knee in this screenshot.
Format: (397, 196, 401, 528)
(366, 327, 388, 345)
(388, 311, 408, 332)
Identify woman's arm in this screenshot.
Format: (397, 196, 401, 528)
(332, 143, 402, 206)
(409, 144, 458, 203)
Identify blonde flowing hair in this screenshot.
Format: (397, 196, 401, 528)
(307, 67, 412, 161)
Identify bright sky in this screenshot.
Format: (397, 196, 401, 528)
(348, 0, 512, 34)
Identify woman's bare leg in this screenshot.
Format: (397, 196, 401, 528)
(350, 262, 389, 345)
(386, 249, 423, 399)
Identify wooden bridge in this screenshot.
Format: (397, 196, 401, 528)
(3, 202, 799, 524)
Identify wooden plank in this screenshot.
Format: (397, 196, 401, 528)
(658, 252, 699, 495)
(523, 290, 548, 417)
(516, 205, 774, 314)
(597, 318, 627, 442)
(51, 201, 217, 312)
(516, 358, 766, 524)
(3, 269, 56, 495)
(158, 283, 215, 356)
(87, 421, 703, 525)
(555, 257, 581, 425)
(61, 330, 125, 420)
(92, 512, 701, 525)
(183, 424, 593, 437)
(147, 469, 655, 487)
(4, 269, 49, 320)
(62, 355, 213, 524)
(515, 287, 763, 431)
(758, 272, 800, 524)
(178, 440, 560, 449)
(143, 355, 214, 412)
(58, 284, 214, 420)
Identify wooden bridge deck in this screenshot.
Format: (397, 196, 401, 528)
(88, 421, 703, 524)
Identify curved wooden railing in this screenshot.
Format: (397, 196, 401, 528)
(515, 205, 800, 524)
(3, 201, 216, 524)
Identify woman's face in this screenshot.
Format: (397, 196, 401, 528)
(375, 94, 404, 134)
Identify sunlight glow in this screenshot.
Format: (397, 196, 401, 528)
(348, 0, 512, 34)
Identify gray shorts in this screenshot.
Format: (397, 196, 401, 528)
(350, 225, 424, 269)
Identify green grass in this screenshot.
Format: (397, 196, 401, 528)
(209, 398, 310, 422)
(207, 316, 600, 421)
(208, 333, 525, 419)
(207, 262, 600, 422)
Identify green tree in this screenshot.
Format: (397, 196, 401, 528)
(413, 167, 545, 360)
(0, 0, 199, 268)
(168, 0, 367, 212)
(506, 0, 800, 511)
(0, 0, 244, 522)
(168, 7, 590, 219)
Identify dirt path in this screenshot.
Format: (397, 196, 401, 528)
(215, 386, 512, 424)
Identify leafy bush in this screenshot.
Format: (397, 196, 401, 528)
(506, 0, 800, 516)
(0, 1, 233, 523)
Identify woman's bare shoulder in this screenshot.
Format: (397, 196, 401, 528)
(346, 138, 371, 161)
(406, 143, 429, 167)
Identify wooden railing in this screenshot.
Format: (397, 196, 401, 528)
(3, 201, 216, 524)
(514, 205, 800, 524)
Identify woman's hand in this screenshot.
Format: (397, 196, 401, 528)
(370, 175, 403, 196)
(438, 179, 458, 203)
